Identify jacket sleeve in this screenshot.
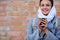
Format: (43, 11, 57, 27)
(55, 19, 60, 40)
(45, 31, 58, 40)
(26, 19, 39, 40)
(45, 18, 59, 40)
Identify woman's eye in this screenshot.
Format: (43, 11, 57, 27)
(41, 4, 44, 7)
(46, 4, 50, 6)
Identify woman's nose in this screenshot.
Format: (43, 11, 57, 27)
(43, 5, 47, 9)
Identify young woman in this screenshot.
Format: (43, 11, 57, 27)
(26, 0, 60, 40)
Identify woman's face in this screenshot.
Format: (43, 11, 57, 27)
(40, 0, 52, 16)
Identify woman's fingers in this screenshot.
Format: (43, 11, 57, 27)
(38, 18, 42, 25)
(41, 18, 47, 28)
(42, 18, 47, 23)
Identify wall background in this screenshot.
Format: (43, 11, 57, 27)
(0, 0, 60, 40)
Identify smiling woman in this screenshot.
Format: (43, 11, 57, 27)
(26, 0, 60, 40)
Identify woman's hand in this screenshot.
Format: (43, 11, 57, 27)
(41, 18, 47, 30)
(38, 18, 42, 33)
(42, 18, 48, 35)
(38, 18, 48, 35)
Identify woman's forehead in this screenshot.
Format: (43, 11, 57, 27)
(41, 0, 51, 4)
(41, 0, 51, 3)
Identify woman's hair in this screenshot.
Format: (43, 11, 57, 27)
(39, 0, 54, 7)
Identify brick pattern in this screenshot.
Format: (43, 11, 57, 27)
(0, 0, 60, 40)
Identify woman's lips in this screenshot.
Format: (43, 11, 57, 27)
(42, 9, 48, 12)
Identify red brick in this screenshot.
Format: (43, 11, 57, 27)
(8, 21, 22, 26)
(8, 12, 23, 16)
(18, 36, 25, 40)
(0, 37, 8, 40)
(0, 37, 2, 40)
(0, 21, 7, 26)
(30, 11, 36, 17)
(0, 26, 6, 30)
(10, 36, 17, 40)
(57, 12, 60, 16)
(8, 11, 14, 16)
(55, 6, 60, 12)
(7, 31, 26, 40)
(0, 12, 6, 16)
(25, 1, 35, 11)
(7, 1, 14, 5)
(0, 1, 6, 5)
(23, 12, 28, 17)
(8, 1, 25, 11)
(0, 16, 7, 21)
(21, 31, 27, 37)
(20, 16, 27, 20)
(23, 21, 29, 26)
(12, 5, 18, 11)
(7, 16, 25, 22)
(29, 1, 35, 6)
(26, 16, 33, 21)
(8, 11, 22, 16)
(19, 5, 25, 10)
(11, 26, 27, 31)
(8, 1, 17, 10)
(0, 6, 6, 11)
(36, 6, 39, 10)
(9, 17, 21, 21)
(0, 30, 7, 36)
(14, 12, 23, 16)
(8, 1, 24, 6)
(7, 31, 21, 36)
(26, 5, 33, 11)
(54, 1, 60, 6)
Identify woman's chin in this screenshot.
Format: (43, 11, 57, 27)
(42, 12, 49, 16)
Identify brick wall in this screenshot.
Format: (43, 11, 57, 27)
(0, 0, 60, 40)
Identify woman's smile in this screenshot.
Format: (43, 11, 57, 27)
(42, 8, 48, 12)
